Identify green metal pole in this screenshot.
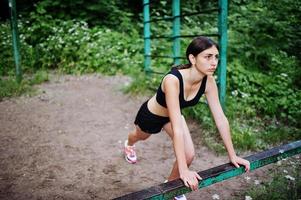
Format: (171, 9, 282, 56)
(143, 0, 151, 74)
(9, 0, 22, 83)
(217, 0, 228, 110)
(172, 0, 181, 65)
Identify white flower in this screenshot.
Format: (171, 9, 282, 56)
(280, 73, 288, 77)
(254, 180, 260, 185)
(212, 194, 220, 200)
(241, 91, 249, 98)
(283, 170, 288, 173)
(279, 149, 284, 153)
(285, 175, 295, 181)
(245, 196, 252, 200)
(244, 176, 251, 181)
(231, 90, 238, 96)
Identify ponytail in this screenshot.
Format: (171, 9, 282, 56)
(172, 63, 191, 70)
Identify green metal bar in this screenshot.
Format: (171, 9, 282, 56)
(172, 0, 181, 65)
(143, 0, 151, 73)
(217, 0, 228, 110)
(145, 35, 171, 39)
(145, 16, 173, 23)
(113, 140, 301, 200)
(180, 8, 219, 17)
(174, 34, 219, 38)
(9, 0, 22, 83)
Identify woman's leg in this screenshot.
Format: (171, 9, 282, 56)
(163, 115, 195, 181)
(127, 125, 151, 146)
(124, 125, 151, 164)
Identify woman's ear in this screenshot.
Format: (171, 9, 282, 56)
(188, 54, 196, 65)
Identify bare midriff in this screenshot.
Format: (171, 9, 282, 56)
(147, 95, 169, 117)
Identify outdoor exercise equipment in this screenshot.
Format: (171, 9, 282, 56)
(114, 140, 301, 200)
(143, 0, 228, 109)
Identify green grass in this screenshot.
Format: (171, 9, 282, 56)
(241, 157, 301, 200)
(0, 70, 49, 101)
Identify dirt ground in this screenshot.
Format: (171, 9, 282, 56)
(0, 74, 283, 200)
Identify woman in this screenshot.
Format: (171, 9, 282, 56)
(124, 36, 250, 199)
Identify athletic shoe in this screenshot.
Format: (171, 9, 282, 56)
(174, 194, 187, 200)
(124, 140, 137, 164)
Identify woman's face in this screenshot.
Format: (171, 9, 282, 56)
(191, 46, 219, 76)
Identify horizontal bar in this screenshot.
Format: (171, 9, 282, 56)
(148, 55, 173, 58)
(144, 55, 186, 59)
(174, 33, 219, 38)
(144, 16, 173, 23)
(180, 8, 219, 17)
(113, 140, 301, 200)
(143, 2, 150, 6)
(144, 33, 219, 40)
(144, 9, 219, 23)
(144, 36, 171, 40)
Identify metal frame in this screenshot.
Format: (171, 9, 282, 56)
(142, 0, 228, 109)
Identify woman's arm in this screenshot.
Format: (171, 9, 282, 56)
(205, 76, 250, 171)
(163, 75, 201, 190)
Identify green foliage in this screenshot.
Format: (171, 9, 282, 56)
(0, 78, 31, 100)
(243, 157, 301, 200)
(75, 28, 143, 75)
(228, 59, 301, 128)
(123, 73, 157, 97)
(0, 70, 48, 100)
(0, 17, 144, 76)
(23, 0, 140, 31)
(30, 69, 49, 85)
(0, 22, 14, 76)
(228, 0, 301, 86)
(1, 0, 300, 152)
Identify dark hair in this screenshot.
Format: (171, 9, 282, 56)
(176, 36, 219, 69)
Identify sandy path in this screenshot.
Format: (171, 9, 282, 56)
(0, 74, 276, 200)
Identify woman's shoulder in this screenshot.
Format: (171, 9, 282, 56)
(163, 73, 180, 85)
(205, 75, 218, 92)
(163, 67, 181, 81)
(161, 72, 181, 93)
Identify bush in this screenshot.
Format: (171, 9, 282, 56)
(228, 59, 301, 128)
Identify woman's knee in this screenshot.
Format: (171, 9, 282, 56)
(186, 150, 195, 166)
(133, 126, 151, 140)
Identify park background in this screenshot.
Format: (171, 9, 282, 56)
(0, 0, 300, 199)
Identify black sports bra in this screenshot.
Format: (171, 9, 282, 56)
(156, 67, 207, 109)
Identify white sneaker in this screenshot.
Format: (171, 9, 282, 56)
(174, 194, 187, 200)
(124, 140, 137, 164)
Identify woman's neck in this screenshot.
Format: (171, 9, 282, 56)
(186, 67, 205, 85)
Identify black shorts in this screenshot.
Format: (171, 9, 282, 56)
(134, 101, 170, 134)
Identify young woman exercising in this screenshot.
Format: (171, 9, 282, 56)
(124, 36, 250, 199)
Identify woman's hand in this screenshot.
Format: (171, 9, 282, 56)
(180, 169, 202, 191)
(230, 155, 250, 172)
